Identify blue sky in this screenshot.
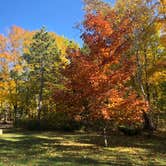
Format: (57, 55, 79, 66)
(0, 0, 114, 45)
(0, 0, 85, 44)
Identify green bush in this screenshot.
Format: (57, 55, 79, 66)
(15, 112, 82, 131)
(118, 125, 142, 136)
(15, 119, 41, 130)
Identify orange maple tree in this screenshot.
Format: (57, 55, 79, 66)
(55, 11, 148, 125)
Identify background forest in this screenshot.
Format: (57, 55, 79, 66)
(0, 0, 165, 136)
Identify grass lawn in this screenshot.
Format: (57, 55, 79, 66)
(0, 129, 165, 166)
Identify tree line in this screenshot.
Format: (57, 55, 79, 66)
(0, 0, 165, 135)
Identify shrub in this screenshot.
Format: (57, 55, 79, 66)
(118, 125, 142, 136)
(15, 119, 41, 130)
(15, 111, 82, 131)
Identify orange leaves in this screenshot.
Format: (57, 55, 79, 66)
(0, 35, 7, 51)
(0, 26, 31, 107)
(82, 13, 115, 48)
(82, 11, 134, 67)
(103, 90, 147, 123)
(8, 26, 25, 48)
(84, 13, 113, 35)
(54, 10, 147, 125)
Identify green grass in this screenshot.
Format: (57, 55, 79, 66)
(0, 129, 165, 166)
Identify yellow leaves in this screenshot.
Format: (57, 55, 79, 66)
(0, 26, 29, 107)
(0, 80, 16, 90)
(149, 71, 166, 84)
(50, 32, 78, 64)
(155, 22, 163, 35)
(157, 19, 166, 43)
(23, 31, 34, 54)
(13, 64, 23, 73)
(160, 33, 166, 46)
(0, 80, 16, 103)
(158, 0, 166, 14)
(9, 80, 16, 89)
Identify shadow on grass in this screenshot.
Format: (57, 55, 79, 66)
(0, 135, 130, 165)
(0, 129, 165, 165)
(73, 132, 166, 153)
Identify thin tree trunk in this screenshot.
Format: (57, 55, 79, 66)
(103, 127, 108, 147)
(13, 105, 18, 125)
(144, 48, 151, 105)
(135, 50, 155, 134)
(37, 66, 44, 120)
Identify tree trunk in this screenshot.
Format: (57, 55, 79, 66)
(143, 111, 156, 135)
(135, 50, 155, 134)
(37, 66, 44, 120)
(13, 105, 18, 125)
(144, 49, 151, 105)
(103, 127, 108, 147)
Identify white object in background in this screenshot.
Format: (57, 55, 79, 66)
(0, 129, 3, 135)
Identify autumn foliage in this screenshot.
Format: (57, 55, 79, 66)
(55, 11, 148, 125)
(1, 0, 165, 132)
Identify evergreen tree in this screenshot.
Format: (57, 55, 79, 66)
(25, 27, 61, 119)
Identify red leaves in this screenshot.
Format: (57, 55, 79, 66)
(54, 10, 147, 125)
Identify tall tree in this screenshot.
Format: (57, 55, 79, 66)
(0, 26, 29, 122)
(114, 0, 166, 131)
(55, 10, 147, 128)
(25, 27, 61, 119)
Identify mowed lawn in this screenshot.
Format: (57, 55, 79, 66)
(0, 129, 165, 166)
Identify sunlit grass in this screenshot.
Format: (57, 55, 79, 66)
(0, 129, 165, 166)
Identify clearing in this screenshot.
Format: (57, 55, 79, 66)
(0, 129, 165, 166)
